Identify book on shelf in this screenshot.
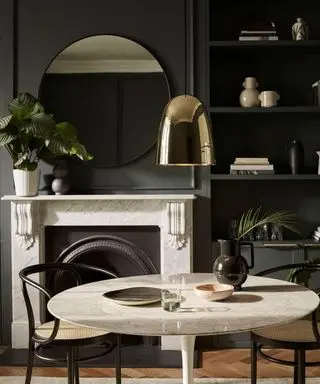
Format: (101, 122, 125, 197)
(239, 36, 278, 41)
(234, 157, 269, 165)
(230, 164, 274, 170)
(240, 30, 277, 35)
(230, 169, 275, 175)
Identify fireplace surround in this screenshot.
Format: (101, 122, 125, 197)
(2, 194, 195, 350)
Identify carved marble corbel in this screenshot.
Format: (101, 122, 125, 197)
(167, 201, 187, 250)
(13, 202, 35, 250)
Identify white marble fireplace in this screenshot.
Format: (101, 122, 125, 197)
(2, 194, 195, 349)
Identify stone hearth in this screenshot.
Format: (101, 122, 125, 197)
(2, 194, 195, 349)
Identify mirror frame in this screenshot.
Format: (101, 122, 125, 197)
(38, 33, 171, 168)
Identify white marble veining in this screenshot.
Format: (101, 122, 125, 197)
(48, 273, 319, 336)
(3, 194, 195, 349)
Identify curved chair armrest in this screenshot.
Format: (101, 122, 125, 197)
(312, 291, 320, 342)
(20, 263, 83, 345)
(21, 279, 61, 345)
(255, 263, 320, 277)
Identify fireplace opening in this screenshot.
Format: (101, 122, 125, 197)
(44, 225, 160, 346)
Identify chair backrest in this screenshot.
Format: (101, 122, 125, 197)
(255, 263, 320, 342)
(19, 262, 117, 344)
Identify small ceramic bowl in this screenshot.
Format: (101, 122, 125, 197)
(193, 283, 234, 301)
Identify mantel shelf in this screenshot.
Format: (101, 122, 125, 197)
(1, 194, 197, 202)
(210, 174, 320, 180)
(209, 106, 320, 114)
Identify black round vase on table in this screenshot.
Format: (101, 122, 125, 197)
(213, 239, 255, 291)
(288, 139, 304, 174)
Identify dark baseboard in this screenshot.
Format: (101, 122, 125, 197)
(0, 346, 200, 368)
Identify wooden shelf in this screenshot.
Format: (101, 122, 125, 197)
(210, 174, 320, 180)
(209, 40, 320, 48)
(209, 106, 320, 114)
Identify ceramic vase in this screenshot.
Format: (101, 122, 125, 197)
(51, 160, 70, 195)
(13, 169, 39, 197)
(213, 239, 255, 291)
(288, 139, 304, 174)
(239, 77, 260, 107)
(292, 17, 309, 40)
(317, 152, 320, 175)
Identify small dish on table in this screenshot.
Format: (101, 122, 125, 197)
(193, 283, 234, 301)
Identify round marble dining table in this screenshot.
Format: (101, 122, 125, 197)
(48, 273, 319, 384)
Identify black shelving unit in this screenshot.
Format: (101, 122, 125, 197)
(209, 106, 320, 113)
(208, 0, 320, 241)
(209, 40, 320, 48)
(210, 174, 320, 180)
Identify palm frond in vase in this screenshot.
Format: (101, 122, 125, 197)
(237, 207, 302, 240)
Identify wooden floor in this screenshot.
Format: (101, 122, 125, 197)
(0, 349, 320, 378)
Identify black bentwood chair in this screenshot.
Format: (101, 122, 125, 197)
(251, 263, 320, 384)
(19, 262, 122, 384)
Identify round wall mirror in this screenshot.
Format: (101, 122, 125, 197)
(39, 35, 170, 168)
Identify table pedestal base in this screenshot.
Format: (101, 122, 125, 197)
(180, 335, 196, 384)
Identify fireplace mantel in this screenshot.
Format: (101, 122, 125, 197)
(2, 194, 196, 201)
(2, 193, 196, 349)
(2, 194, 196, 250)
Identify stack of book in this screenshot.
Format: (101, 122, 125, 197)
(239, 30, 278, 41)
(230, 158, 274, 175)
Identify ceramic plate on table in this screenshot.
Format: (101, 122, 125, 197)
(103, 287, 161, 306)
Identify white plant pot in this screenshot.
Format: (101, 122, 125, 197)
(13, 169, 40, 197)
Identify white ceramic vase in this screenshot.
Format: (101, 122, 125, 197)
(13, 169, 40, 197)
(317, 152, 320, 175)
(239, 77, 260, 107)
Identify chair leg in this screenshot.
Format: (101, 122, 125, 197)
(250, 339, 257, 384)
(297, 349, 306, 384)
(25, 340, 35, 384)
(74, 347, 80, 384)
(294, 350, 298, 384)
(67, 346, 75, 384)
(116, 334, 122, 384)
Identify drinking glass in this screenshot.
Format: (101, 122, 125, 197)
(161, 289, 181, 312)
(271, 223, 283, 240)
(161, 274, 184, 312)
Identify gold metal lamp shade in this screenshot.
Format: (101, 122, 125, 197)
(156, 95, 215, 165)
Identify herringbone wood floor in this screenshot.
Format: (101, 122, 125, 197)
(0, 349, 320, 378)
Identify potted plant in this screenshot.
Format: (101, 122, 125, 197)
(237, 207, 301, 240)
(0, 92, 92, 196)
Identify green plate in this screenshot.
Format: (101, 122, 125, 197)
(103, 287, 161, 306)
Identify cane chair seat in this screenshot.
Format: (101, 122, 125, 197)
(251, 263, 320, 384)
(35, 320, 109, 341)
(253, 319, 320, 344)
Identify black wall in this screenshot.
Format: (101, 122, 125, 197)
(0, 0, 212, 345)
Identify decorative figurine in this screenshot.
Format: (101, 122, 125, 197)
(292, 18, 309, 40)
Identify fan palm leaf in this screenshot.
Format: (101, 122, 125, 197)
(237, 207, 301, 240)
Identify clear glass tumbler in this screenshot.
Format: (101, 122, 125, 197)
(161, 289, 181, 312)
(161, 274, 184, 312)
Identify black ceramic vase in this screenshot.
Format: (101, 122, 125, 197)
(288, 139, 304, 174)
(213, 239, 255, 291)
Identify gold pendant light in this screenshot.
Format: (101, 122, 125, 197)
(156, 1, 215, 166)
(156, 94, 215, 165)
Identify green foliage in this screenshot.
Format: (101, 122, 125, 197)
(237, 207, 301, 240)
(0, 93, 93, 171)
